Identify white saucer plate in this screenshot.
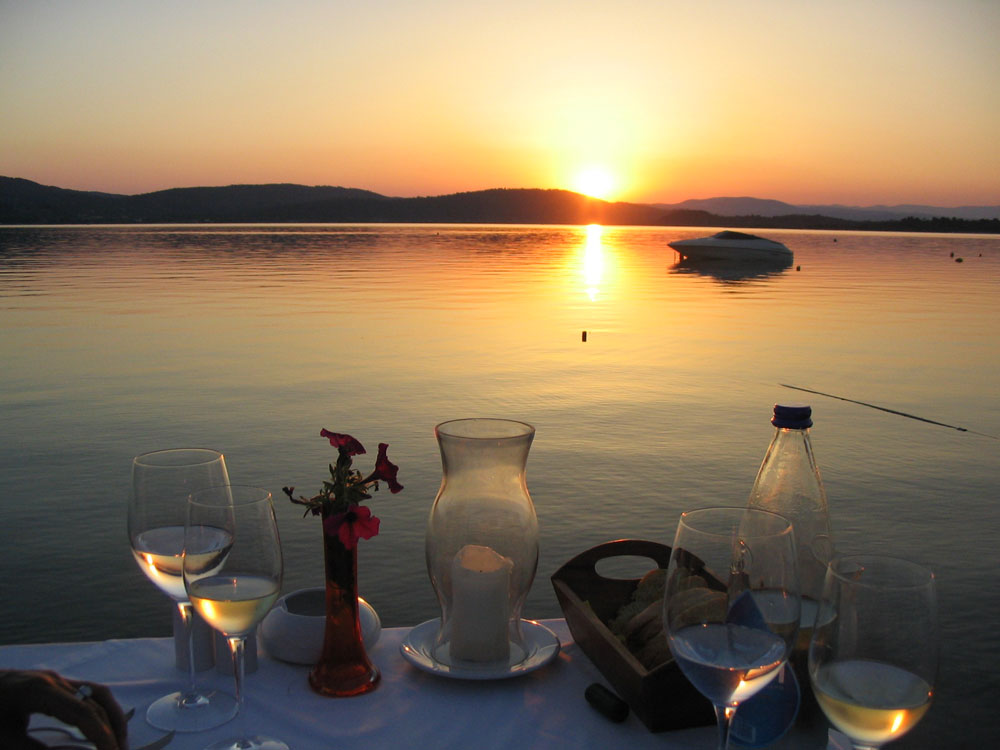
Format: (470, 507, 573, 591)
(400, 618, 560, 680)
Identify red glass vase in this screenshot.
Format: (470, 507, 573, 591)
(308, 528, 380, 697)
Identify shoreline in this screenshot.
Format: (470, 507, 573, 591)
(3, 178, 997, 232)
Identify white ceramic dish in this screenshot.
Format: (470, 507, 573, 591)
(260, 587, 381, 665)
(399, 618, 560, 680)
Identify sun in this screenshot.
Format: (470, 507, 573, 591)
(572, 166, 618, 201)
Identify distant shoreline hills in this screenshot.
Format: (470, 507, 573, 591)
(2, 177, 997, 233)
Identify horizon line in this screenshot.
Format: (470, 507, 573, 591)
(3, 175, 998, 211)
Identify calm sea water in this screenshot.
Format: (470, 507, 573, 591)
(1, 224, 998, 748)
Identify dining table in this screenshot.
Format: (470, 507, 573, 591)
(1, 619, 845, 749)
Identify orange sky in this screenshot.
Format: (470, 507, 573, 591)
(1, 0, 998, 206)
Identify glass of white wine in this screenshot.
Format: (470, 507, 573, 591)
(809, 554, 938, 749)
(663, 507, 801, 750)
(185, 484, 286, 750)
(129, 448, 237, 732)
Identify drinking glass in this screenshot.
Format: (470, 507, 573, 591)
(129, 448, 238, 731)
(663, 507, 800, 750)
(185, 485, 286, 750)
(809, 554, 938, 749)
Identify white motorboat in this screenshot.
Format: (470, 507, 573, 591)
(668, 230, 793, 262)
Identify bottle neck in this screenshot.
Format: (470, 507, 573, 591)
(772, 425, 812, 446)
(753, 425, 827, 503)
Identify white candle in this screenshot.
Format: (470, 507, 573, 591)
(449, 544, 513, 663)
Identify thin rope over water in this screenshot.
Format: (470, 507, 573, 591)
(779, 383, 1000, 440)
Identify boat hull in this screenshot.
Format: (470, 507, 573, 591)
(668, 233, 793, 262)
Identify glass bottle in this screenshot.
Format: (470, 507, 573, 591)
(747, 402, 833, 743)
(425, 418, 538, 668)
(748, 403, 833, 627)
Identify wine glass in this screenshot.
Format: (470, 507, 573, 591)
(129, 448, 238, 732)
(662, 507, 800, 750)
(809, 554, 938, 749)
(185, 485, 286, 750)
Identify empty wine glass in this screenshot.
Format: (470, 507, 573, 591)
(129, 448, 238, 732)
(663, 507, 800, 750)
(185, 485, 286, 750)
(809, 554, 938, 749)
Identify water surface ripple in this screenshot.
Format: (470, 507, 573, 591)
(2, 224, 998, 749)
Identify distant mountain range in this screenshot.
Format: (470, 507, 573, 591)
(2, 176, 997, 232)
(654, 196, 1000, 222)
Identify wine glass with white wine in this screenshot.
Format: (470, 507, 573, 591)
(129, 448, 237, 732)
(809, 554, 938, 749)
(185, 484, 286, 750)
(663, 507, 801, 750)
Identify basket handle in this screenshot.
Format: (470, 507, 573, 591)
(562, 539, 672, 581)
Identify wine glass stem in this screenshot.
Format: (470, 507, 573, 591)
(228, 635, 248, 737)
(176, 601, 199, 697)
(714, 704, 737, 750)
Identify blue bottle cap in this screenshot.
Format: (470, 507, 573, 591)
(730, 663, 801, 748)
(771, 403, 812, 429)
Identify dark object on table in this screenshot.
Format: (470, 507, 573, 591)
(585, 682, 630, 723)
(551, 539, 715, 732)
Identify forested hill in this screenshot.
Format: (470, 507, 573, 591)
(2, 177, 997, 233)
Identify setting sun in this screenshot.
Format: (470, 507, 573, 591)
(572, 167, 618, 201)
(1, 3, 996, 205)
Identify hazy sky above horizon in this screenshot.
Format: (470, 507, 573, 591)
(2, 0, 998, 206)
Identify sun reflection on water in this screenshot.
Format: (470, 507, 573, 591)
(582, 224, 605, 301)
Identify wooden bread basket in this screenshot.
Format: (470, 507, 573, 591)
(551, 539, 714, 732)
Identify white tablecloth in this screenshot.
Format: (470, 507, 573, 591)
(1, 620, 838, 749)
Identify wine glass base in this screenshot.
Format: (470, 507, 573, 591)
(204, 735, 289, 750)
(146, 690, 238, 732)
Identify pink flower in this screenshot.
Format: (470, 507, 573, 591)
(320, 429, 366, 456)
(288, 429, 402, 548)
(372, 443, 404, 494)
(324, 504, 381, 549)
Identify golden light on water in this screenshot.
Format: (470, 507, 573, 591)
(582, 224, 604, 300)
